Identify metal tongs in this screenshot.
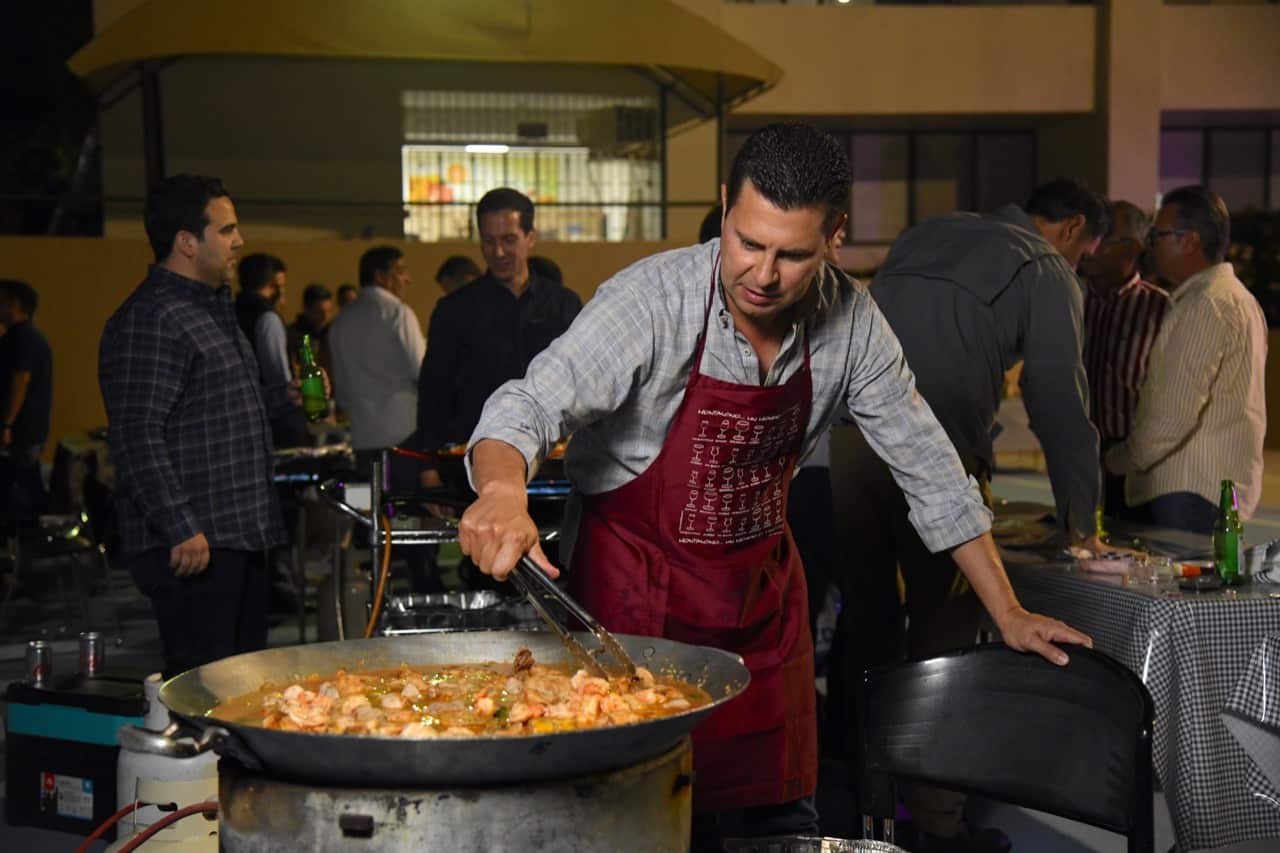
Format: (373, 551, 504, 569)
(509, 555, 640, 682)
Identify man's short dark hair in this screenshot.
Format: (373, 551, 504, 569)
(238, 253, 286, 293)
(0, 279, 38, 317)
(476, 187, 534, 233)
(144, 174, 231, 262)
(527, 255, 563, 285)
(1162, 185, 1231, 264)
(302, 283, 333, 309)
(436, 255, 481, 284)
(1024, 179, 1110, 239)
(337, 283, 358, 302)
(699, 204, 723, 244)
(1108, 200, 1150, 245)
(725, 123, 851, 230)
(359, 246, 404, 287)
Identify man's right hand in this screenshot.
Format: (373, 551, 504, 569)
(458, 439, 557, 581)
(170, 533, 211, 576)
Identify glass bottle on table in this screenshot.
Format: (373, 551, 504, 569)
(298, 334, 328, 422)
(1213, 479, 1244, 586)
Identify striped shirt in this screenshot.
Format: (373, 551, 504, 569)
(469, 239, 991, 555)
(1083, 274, 1170, 441)
(1104, 263, 1267, 516)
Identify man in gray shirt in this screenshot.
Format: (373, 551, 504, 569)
(833, 179, 1108, 847)
(457, 125, 1091, 850)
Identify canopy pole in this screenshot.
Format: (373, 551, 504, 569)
(659, 85, 668, 240)
(714, 74, 725, 191)
(140, 61, 166, 191)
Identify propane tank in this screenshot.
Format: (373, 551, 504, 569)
(106, 673, 218, 851)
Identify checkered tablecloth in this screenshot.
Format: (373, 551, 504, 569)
(1005, 558, 1280, 851)
(1224, 634, 1280, 809)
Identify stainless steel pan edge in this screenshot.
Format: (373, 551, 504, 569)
(139, 632, 748, 787)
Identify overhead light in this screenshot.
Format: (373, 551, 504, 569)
(465, 144, 510, 154)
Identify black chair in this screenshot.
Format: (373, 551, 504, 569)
(860, 643, 1155, 853)
(0, 509, 121, 635)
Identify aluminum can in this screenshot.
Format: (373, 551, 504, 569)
(26, 640, 53, 686)
(79, 631, 104, 677)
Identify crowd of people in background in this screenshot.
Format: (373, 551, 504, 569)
(0, 122, 1270, 851)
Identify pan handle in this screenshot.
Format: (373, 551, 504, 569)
(118, 720, 229, 758)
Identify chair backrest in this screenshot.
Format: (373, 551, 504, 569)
(860, 644, 1154, 853)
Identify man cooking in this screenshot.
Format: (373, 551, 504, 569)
(457, 123, 1091, 847)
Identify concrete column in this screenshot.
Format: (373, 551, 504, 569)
(1103, 0, 1163, 211)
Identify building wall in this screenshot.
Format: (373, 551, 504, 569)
(89, 1, 1280, 239)
(3, 237, 685, 457)
(715, 5, 1096, 117)
(1161, 5, 1280, 112)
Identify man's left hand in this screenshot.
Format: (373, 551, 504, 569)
(994, 606, 1092, 666)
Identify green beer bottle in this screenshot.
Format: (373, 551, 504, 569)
(1213, 479, 1244, 586)
(298, 334, 328, 422)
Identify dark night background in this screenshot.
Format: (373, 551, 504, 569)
(0, 0, 99, 235)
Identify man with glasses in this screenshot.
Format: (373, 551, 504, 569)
(1105, 186, 1266, 532)
(1079, 201, 1171, 517)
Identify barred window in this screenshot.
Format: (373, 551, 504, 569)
(401, 90, 662, 241)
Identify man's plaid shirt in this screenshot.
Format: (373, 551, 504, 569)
(99, 265, 286, 557)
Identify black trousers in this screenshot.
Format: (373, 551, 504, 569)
(787, 466, 838, 642)
(129, 547, 270, 679)
(826, 425, 989, 756)
(0, 444, 47, 533)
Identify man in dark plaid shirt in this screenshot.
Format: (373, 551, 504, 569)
(99, 174, 289, 678)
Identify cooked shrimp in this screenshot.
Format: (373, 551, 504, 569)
(571, 671, 610, 696)
(575, 694, 601, 725)
(354, 705, 383, 723)
(229, 649, 710, 738)
(443, 726, 477, 738)
(508, 701, 545, 723)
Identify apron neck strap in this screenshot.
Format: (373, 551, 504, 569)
(690, 251, 721, 378)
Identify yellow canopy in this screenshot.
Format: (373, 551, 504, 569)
(69, 0, 781, 112)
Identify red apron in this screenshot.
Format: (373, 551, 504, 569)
(569, 258, 817, 813)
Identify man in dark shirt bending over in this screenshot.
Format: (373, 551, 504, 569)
(416, 187, 581, 487)
(100, 174, 292, 678)
(832, 179, 1109, 850)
